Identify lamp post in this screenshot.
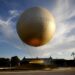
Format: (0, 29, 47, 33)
(10, 58, 11, 70)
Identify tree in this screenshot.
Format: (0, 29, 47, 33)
(0, 58, 10, 67)
(11, 56, 20, 67)
(20, 57, 29, 66)
(71, 52, 75, 60)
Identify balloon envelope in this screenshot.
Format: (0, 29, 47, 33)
(17, 7, 56, 47)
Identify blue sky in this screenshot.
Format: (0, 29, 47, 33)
(0, 0, 75, 59)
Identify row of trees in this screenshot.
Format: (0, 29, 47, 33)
(0, 52, 75, 68)
(0, 56, 28, 67)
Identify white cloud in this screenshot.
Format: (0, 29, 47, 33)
(57, 52, 63, 55)
(35, 0, 75, 59)
(53, 0, 75, 22)
(38, 52, 50, 58)
(0, 9, 21, 39)
(0, 9, 23, 49)
(0, 19, 14, 38)
(0, 22, 17, 42)
(8, 10, 20, 22)
(9, 10, 19, 16)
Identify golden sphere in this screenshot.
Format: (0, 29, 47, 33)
(17, 7, 56, 47)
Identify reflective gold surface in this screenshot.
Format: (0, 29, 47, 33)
(17, 7, 56, 47)
(29, 60, 44, 64)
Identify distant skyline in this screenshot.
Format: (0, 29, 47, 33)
(0, 0, 75, 59)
